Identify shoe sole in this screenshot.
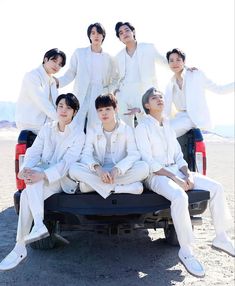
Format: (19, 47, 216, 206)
(0, 255, 27, 271)
(25, 232, 50, 245)
(179, 257, 205, 278)
(212, 245, 235, 257)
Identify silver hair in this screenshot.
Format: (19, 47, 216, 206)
(142, 87, 163, 114)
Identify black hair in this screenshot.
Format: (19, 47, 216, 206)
(142, 87, 163, 114)
(115, 22, 135, 39)
(87, 23, 106, 43)
(166, 48, 186, 62)
(95, 93, 118, 110)
(43, 48, 66, 67)
(56, 93, 80, 112)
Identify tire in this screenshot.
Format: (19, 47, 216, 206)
(164, 224, 179, 246)
(30, 221, 57, 250)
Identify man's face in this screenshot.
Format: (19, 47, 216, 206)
(168, 53, 185, 74)
(97, 106, 116, 124)
(118, 25, 135, 44)
(145, 93, 164, 113)
(89, 26, 104, 46)
(43, 56, 63, 75)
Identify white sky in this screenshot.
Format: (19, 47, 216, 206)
(0, 0, 234, 125)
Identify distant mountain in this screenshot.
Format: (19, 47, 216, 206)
(0, 101, 16, 122)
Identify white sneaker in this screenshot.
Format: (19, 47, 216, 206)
(115, 182, 143, 194)
(79, 182, 94, 193)
(178, 250, 205, 278)
(0, 246, 27, 271)
(212, 237, 235, 257)
(24, 224, 49, 244)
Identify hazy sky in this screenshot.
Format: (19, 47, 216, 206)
(0, 0, 234, 125)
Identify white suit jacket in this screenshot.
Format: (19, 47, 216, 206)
(15, 65, 58, 132)
(58, 46, 118, 106)
(164, 69, 234, 129)
(81, 120, 141, 175)
(135, 115, 187, 173)
(21, 120, 85, 193)
(115, 42, 167, 91)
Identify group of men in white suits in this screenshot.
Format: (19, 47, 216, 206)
(9, 21, 234, 277)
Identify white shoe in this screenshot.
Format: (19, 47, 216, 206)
(115, 182, 143, 194)
(0, 246, 27, 271)
(212, 237, 235, 257)
(24, 224, 49, 244)
(79, 182, 94, 193)
(178, 250, 205, 278)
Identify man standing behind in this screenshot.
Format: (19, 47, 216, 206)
(114, 21, 168, 127)
(15, 48, 66, 134)
(56, 23, 117, 129)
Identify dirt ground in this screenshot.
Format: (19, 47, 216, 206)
(0, 133, 234, 286)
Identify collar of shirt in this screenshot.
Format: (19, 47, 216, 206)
(146, 114, 167, 127)
(96, 119, 126, 137)
(38, 64, 54, 85)
(171, 67, 186, 86)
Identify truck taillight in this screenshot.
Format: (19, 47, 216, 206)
(15, 143, 26, 190)
(195, 141, 206, 175)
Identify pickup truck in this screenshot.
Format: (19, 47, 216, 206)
(13, 128, 209, 250)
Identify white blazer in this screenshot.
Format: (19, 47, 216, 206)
(58, 46, 118, 106)
(135, 115, 187, 173)
(21, 120, 85, 193)
(81, 120, 141, 175)
(115, 42, 167, 91)
(164, 69, 234, 129)
(15, 65, 58, 133)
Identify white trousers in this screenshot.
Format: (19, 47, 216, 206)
(69, 161, 149, 199)
(75, 84, 103, 131)
(16, 179, 62, 243)
(146, 170, 232, 248)
(170, 112, 196, 137)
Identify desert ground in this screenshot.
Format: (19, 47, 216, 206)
(0, 129, 234, 286)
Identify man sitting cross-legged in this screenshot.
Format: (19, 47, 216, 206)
(69, 93, 149, 199)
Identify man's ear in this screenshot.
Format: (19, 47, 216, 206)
(43, 57, 48, 63)
(72, 110, 78, 119)
(144, 102, 150, 111)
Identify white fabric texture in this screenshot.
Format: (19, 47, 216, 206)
(58, 46, 118, 129)
(164, 69, 234, 132)
(115, 43, 168, 126)
(15, 65, 58, 134)
(136, 114, 232, 248)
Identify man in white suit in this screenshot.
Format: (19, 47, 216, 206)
(164, 48, 234, 137)
(69, 93, 149, 199)
(15, 48, 66, 134)
(114, 21, 168, 127)
(0, 93, 85, 271)
(56, 23, 117, 129)
(135, 87, 234, 278)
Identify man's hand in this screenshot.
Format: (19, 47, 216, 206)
(184, 172, 194, 190)
(110, 167, 119, 183)
(123, 107, 141, 115)
(19, 168, 45, 184)
(186, 67, 198, 72)
(95, 166, 112, 184)
(172, 176, 190, 191)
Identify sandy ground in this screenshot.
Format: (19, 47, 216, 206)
(0, 130, 234, 286)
